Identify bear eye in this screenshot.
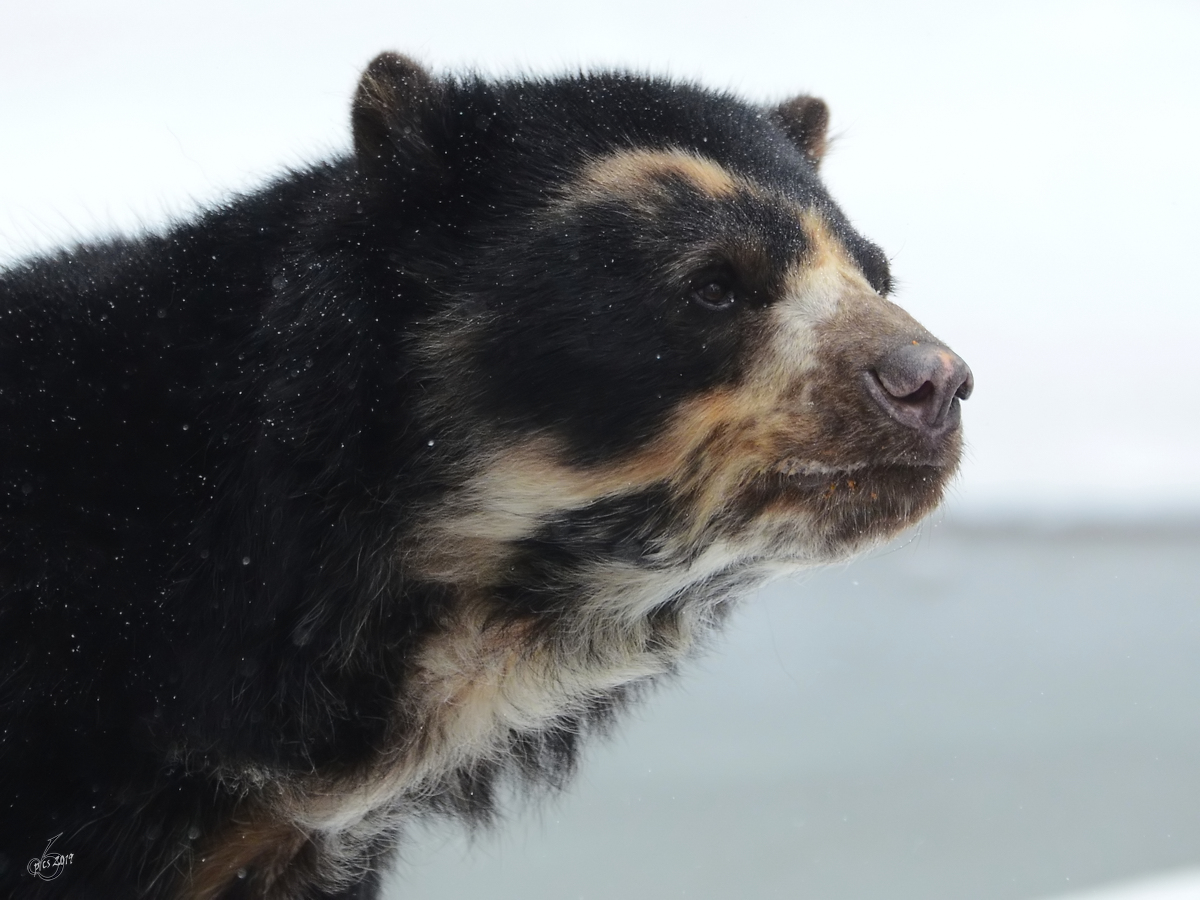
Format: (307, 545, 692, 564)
(691, 280, 737, 311)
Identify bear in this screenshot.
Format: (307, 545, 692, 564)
(0, 53, 972, 899)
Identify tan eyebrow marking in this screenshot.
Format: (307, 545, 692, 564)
(571, 148, 745, 203)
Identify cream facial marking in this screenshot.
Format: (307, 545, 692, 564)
(573, 147, 746, 203)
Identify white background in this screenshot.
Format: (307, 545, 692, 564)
(2, 0, 1198, 519)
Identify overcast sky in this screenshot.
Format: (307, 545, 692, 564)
(2, 0, 1197, 518)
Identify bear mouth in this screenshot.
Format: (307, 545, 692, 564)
(770, 458, 867, 491)
(745, 458, 956, 514)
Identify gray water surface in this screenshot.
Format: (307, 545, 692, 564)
(388, 521, 1200, 900)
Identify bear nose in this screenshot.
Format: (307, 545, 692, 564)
(866, 341, 973, 433)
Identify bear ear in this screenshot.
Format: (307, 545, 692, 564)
(768, 95, 830, 168)
(351, 52, 441, 174)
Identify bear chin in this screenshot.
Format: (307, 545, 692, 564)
(743, 461, 961, 558)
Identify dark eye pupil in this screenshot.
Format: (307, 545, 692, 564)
(694, 281, 734, 308)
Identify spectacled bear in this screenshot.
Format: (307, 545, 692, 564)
(0, 53, 972, 899)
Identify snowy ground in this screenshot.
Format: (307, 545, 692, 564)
(1041, 870, 1200, 900)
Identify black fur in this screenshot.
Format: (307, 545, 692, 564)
(0, 56, 967, 899)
